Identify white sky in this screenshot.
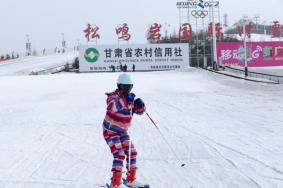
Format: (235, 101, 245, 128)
(1, 0, 283, 54)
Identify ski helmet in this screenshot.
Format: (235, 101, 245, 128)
(117, 73, 133, 85)
(117, 73, 133, 95)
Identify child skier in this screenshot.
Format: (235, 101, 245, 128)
(103, 73, 146, 188)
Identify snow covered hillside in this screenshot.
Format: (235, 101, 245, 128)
(0, 51, 77, 76)
(225, 33, 282, 43)
(0, 68, 283, 188)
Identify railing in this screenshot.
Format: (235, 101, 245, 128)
(224, 66, 282, 84)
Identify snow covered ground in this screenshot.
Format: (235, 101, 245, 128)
(1, 62, 283, 188)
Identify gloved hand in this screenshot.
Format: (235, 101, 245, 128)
(134, 98, 146, 115)
(125, 93, 135, 103)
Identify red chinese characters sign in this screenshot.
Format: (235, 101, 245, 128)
(179, 23, 192, 41)
(237, 22, 253, 38)
(271, 21, 282, 38)
(84, 24, 100, 41)
(147, 23, 162, 42)
(208, 22, 223, 39)
(116, 23, 131, 41)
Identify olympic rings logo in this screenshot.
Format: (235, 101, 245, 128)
(191, 10, 208, 18)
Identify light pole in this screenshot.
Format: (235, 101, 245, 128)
(211, 0, 217, 70)
(243, 23, 248, 77)
(202, 14, 207, 67)
(25, 34, 31, 56)
(254, 15, 260, 34)
(77, 39, 80, 51)
(195, 15, 199, 68)
(241, 17, 249, 77)
(164, 22, 170, 40)
(262, 20, 266, 35)
(61, 33, 66, 49)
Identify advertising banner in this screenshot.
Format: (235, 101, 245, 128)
(217, 42, 283, 67)
(79, 43, 189, 72)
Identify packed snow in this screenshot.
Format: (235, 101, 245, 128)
(0, 55, 283, 188)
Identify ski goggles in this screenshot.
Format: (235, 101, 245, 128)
(119, 84, 133, 94)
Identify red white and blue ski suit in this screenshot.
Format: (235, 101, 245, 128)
(103, 89, 145, 172)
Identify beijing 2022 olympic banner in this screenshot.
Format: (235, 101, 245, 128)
(217, 42, 283, 67)
(79, 43, 189, 72)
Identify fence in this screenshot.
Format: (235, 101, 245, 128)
(224, 66, 283, 84)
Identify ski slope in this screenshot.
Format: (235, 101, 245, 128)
(0, 52, 77, 76)
(0, 66, 283, 188)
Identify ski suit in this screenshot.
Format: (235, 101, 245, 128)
(103, 89, 145, 172)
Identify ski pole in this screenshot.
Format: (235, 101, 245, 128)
(128, 109, 133, 173)
(128, 129, 132, 172)
(145, 112, 185, 167)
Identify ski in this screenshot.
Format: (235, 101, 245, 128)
(95, 184, 110, 188)
(122, 178, 150, 188)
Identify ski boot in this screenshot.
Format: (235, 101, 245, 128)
(125, 169, 144, 187)
(110, 171, 128, 188)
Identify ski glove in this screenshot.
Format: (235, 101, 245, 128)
(134, 98, 146, 115)
(125, 93, 136, 103)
